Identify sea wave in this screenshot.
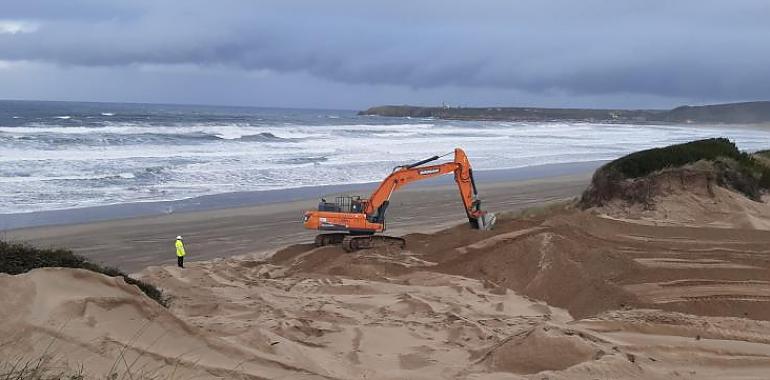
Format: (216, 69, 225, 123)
(275, 156, 329, 165)
(0, 166, 168, 184)
(237, 132, 294, 142)
(0, 123, 305, 142)
(4, 105, 770, 215)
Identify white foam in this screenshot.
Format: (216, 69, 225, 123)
(1, 126, 111, 134)
(55, 116, 71, 120)
(0, 122, 318, 140)
(101, 112, 115, 116)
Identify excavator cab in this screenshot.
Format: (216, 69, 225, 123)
(317, 196, 366, 213)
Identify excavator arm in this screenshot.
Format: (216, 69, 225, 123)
(365, 148, 492, 229)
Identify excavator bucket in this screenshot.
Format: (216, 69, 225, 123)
(476, 212, 497, 230)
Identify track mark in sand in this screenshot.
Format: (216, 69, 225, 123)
(536, 232, 555, 271)
(398, 351, 431, 370)
(578, 309, 770, 346)
(620, 234, 748, 245)
(456, 226, 547, 254)
(684, 247, 770, 255)
(161, 266, 193, 283)
(658, 279, 770, 287)
(633, 257, 762, 269)
(680, 294, 770, 302)
(286, 278, 332, 294)
(359, 251, 437, 268)
(347, 327, 362, 364)
(625, 281, 770, 304)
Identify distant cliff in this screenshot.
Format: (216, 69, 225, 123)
(662, 102, 770, 124)
(359, 101, 770, 124)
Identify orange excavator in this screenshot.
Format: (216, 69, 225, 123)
(303, 148, 496, 252)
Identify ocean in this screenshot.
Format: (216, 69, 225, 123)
(2, 100, 770, 215)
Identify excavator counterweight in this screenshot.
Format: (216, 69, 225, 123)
(303, 148, 495, 251)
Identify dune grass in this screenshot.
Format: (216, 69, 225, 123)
(496, 199, 576, 221)
(1, 354, 179, 380)
(603, 138, 770, 190)
(603, 138, 752, 179)
(1, 357, 84, 380)
(0, 240, 167, 307)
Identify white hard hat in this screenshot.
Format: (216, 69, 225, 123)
(176, 235, 183, 240)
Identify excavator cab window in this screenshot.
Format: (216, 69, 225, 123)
(317, 199, 340, 212)
(351, 198, 364, 213)
(334, 196, 364, 213)
(317, 196, 365, 213)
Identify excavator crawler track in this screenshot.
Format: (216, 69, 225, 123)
(314, 233, 347, 247)
(342, 235, 406, 252)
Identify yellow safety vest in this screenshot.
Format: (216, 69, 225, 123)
(175, 240, 186, 257)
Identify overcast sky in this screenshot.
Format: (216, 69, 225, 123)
(1, 0, 769, 110)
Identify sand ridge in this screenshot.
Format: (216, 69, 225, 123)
(0, 268, 325, 379)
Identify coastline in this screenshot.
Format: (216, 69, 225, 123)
(1, 160, 605, 231)
(3, 161, 600, 272)
(359, 102, 770, 124)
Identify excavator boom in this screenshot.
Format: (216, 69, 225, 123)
(303, 148, 495, 251)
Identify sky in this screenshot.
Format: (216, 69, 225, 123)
(1, 0, 769, 110)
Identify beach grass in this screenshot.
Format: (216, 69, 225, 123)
(603, 138, 751, 179)
(603, 138, 770, 190)
(581, 138, 770, 207)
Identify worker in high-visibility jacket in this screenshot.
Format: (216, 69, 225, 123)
(175, 236, 186, 268)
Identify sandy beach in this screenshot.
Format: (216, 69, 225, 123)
(3, 171, 593, 273)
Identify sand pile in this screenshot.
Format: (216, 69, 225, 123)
(136, 257, 577, 379)
(441, 210, 770, 320)
(476, 324, 608, 374)
(266, 192, 770, 320)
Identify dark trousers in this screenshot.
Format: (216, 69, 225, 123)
(177, 256, 184, 268)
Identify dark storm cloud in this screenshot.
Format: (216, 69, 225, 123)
(2, 0, 770, 101)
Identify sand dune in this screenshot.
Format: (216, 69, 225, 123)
(591, 163, 770, 231)
(0, 268, 329, 379)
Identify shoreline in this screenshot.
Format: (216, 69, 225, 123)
(1, 160, 605, 231)
(4, 167, 596, 272)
